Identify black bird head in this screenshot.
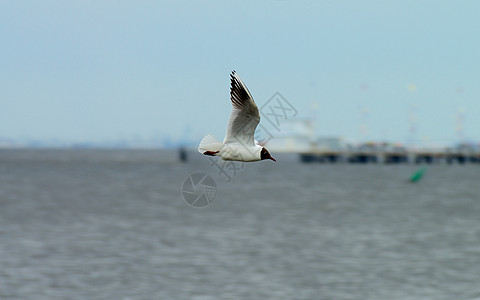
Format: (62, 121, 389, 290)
(260, 147, 276, 162)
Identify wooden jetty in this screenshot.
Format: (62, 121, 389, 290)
(299, 144, 480, 165)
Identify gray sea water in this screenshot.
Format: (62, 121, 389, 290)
(0, 149, 479, 300)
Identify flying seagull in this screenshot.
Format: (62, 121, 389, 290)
(198, 71, 276, 162)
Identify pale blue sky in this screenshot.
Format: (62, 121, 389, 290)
(1, 1, 479, 146)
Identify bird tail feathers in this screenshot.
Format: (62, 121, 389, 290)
(198, 135, 223, 154)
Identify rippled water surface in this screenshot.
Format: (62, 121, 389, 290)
(1, 149, 479, 300)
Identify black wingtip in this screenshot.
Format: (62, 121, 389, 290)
(230, 71, 237, 87)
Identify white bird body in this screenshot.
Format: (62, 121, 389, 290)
(199, 136, 263, 161)
(198, 71, 276, 163)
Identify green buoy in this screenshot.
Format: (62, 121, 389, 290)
(409, 167, 426, 182)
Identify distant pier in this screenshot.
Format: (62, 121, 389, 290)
(299, 149, 480, 164)
(267, 134, 480, 165)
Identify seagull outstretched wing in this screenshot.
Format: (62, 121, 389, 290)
(223, 71, 260, 147)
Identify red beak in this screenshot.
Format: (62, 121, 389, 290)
(270, 156, 276, 162)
